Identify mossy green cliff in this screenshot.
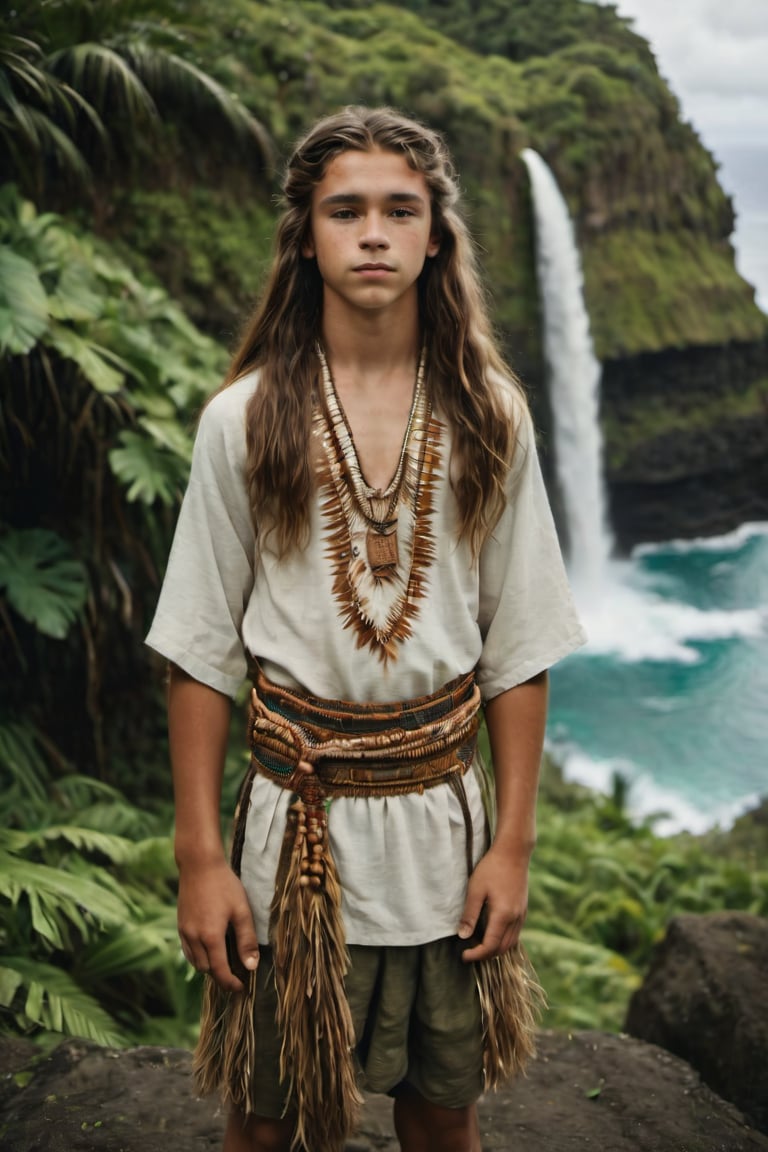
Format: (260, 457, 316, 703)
(101, 0, 767, 544)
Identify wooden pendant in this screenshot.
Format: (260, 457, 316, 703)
(367, 526, 399, 577)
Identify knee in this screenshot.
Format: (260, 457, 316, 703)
(430, 1104, 480, 1152)
(394, 1089, 481, 1152)
(224, 1110, 294, 1152)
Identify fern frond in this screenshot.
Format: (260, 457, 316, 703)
(0, 958, 125, 1046)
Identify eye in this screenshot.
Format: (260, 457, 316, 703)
(391, 207, 416, 218)
(330, 208, 357, 219)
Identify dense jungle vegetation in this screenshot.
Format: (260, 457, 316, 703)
(1, 0, 766, 1052)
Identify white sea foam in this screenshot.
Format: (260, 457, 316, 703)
(571, 557, 767, 664)
(550, 744, 761, 835)
(634, 521, 768, 558)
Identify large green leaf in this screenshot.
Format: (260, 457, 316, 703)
(0, 529, 88, 639)
(138, 414, 194, 460)
(0, 245, 48, 354)
(108, 429, 186, 504)
(46, 258, 105, 322)
(45, 322, 126, 393)
(0, 957, 125, 1047)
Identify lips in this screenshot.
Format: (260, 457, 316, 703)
(354, 262, 394, 272)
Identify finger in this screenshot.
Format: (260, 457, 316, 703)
(457, 890, 485, 943)
(229, 904, 261, 977)
(499, 922, 520, 955)
(460, 911, 506, 963)
(204, 934, 243, 993)
(180, 932, 211, 974)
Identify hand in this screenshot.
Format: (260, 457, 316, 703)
(457, 846, 529, 962)
(177, 858, 260, 992)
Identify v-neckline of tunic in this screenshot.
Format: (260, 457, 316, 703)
(317, 346, 427, 507)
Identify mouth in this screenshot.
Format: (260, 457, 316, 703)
(354, 263, 395, 272)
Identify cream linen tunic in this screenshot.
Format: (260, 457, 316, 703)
(146, 371, 586, 945)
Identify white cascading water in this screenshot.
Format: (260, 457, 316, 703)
(521, 148, 613, 607)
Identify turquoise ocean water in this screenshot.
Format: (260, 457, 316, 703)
(547, 523, 768, 833)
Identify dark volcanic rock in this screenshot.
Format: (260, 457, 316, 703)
(601, 338, 768, 549)
(2, 1030, 767, 1152)
(625, 912, 768, 1134)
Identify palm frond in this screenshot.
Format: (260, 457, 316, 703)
(118, 42, 273, 172)
(47, 41, 158, 129)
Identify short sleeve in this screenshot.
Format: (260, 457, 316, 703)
(145, 374, 258, 697)
(476, 403, 586, 701)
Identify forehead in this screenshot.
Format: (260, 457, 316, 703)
(313, 146, 430, 201)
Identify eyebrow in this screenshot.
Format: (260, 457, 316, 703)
(318, 192, 426, 208)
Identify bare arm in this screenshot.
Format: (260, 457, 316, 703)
(458, 669, 548, 961)
(169, 664, 259, 991)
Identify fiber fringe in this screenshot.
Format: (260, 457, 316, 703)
(193, 765, 261, 1114)
(270, 785, 362, 1152)
(474, 943, 546, 1089)
(193, 969, 259, 1108)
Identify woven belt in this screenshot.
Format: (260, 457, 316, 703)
(247, 663, 481, 797)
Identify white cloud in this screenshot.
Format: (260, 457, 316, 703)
(595, 0, 768, 309)
(605, 0, 768, 147)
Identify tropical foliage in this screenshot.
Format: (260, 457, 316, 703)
(522, 760, 768, 1031)
(0, 719, 199, 1047)
(0, 184, 225, 792)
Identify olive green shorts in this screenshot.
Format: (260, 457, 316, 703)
(241, 936, 485, 1118)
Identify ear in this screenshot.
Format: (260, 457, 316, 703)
(426, 229, 440, 258)
(302, 231, 316, 259)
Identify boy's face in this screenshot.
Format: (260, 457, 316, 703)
(302, 146, 440, 318)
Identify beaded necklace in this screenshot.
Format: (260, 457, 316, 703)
(317, 345, 426, 579)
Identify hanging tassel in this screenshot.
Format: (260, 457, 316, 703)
(193, 768, 260, 1111)
(474, 943, 546, 1089)
(270, 776, 363, 1152)
(193, 966, 260, 1109)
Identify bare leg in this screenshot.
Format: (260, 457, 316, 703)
(223, 1109, 294, 1152)
(393, 1085, 482, 1152)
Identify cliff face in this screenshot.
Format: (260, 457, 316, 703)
(602, 340, 768, 549)
(101, 0, 766, 547)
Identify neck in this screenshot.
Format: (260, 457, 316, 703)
(320, 295, 421, 379)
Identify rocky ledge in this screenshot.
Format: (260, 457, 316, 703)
(2, 912, 766, 1151)
(0, 1029, 764, 1152)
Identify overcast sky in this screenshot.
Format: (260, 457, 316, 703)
(604, 0, 768, 148)
(595, 0, 768, 308)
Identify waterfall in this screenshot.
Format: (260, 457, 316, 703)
(521, 148, 613, 605)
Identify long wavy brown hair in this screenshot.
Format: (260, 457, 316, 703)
(224, 105, 526, 555)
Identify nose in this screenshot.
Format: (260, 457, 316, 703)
(359, 212, 389, 250)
